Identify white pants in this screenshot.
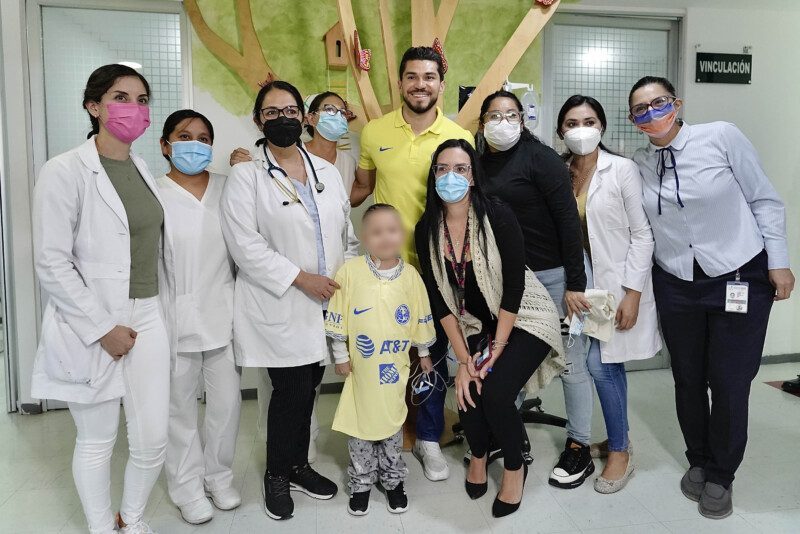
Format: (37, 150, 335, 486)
(68, 297, 170, 534)
(257, 368, 320, 444)
(165, 344, 241, 506)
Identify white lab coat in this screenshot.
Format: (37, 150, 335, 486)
(584, 150, 661, 363)
(220, 145, 359, 368)
(31, 137, 177, 403)
(156, 172, 234, 352)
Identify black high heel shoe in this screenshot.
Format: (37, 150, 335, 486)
(492, 463, 528, 518)
(465, 456, 489, 500)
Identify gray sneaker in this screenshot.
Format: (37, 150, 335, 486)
(698, 482, 733, 520)
(680, 467, 706, 502)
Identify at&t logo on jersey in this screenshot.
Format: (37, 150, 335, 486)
(380, 339, 410, 354)
(395, 304, 410, 325)
(356, 334, 375, 358)
(379, 363, 400, 384)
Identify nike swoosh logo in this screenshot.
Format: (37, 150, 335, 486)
(378, 146, 393, 152)
(353, 307, 373, 315)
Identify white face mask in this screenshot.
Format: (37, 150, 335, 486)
(563, 126, 602, 156)
(483, 120, 522, 151)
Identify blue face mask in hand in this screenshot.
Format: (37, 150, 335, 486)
(435, 171, 471, 203)
(168, 140, 213, 175)
(315, 112, 349, 141)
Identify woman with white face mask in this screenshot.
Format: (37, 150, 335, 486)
(156, 110, 242, 525)
(553, 95, 661, 493)
(477, 90, 592, 486)
(629, 76, 793, 520)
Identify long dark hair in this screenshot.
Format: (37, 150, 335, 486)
(304, 90, 344, 137)
(417, 139, 492, 267)
(252, 80, 305, 147)
(477, 90, 539, 152)
(160, 109, 215, 160)
(556, 94, 617, 158)
(82, 64, 151, 139)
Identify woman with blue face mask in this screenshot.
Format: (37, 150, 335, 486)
(415, 139, 565, 518)
(157, 110, 242, 525)
(304, 91, 358, 194)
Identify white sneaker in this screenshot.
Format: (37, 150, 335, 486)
(413, 440, 450, 481)
(178, 497, 213, 525)
(308, 437, 318, 464)
(207, 486, 242, 511)
(118, 520, 158, 534)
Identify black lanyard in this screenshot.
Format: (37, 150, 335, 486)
(443, 218, 470, 317)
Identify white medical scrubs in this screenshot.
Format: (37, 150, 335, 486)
(157, 172, 242, 507)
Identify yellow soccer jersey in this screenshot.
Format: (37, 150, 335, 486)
(325, 255, 436, 441)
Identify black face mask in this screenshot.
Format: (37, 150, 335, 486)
(262, 116, 302, 148)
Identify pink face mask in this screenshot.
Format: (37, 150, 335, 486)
(103, 102, 150, 143)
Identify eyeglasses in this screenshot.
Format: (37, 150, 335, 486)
(432, 163, 472, 175)
(482, 110, 522, 125)
(260, 105, 301, 120)
(313, 104, 356, 121)
(629, 96, 676, 118)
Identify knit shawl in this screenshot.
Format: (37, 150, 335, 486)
(428, 207, 566, 394)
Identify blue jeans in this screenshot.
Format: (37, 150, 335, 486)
(415, 319, 449, 442)
(586, 338, 629, 451)
(540, 265, 593, 446)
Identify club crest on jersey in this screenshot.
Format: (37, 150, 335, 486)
(395, 304, 410, 325)
(379, 363, 400, 384)
(355, 334, 375, 358)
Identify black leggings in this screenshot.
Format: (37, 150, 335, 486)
(266, 362, 325, 476)
(460, 327, 550, 471)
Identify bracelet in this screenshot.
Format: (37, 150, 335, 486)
(458, 360, 469, 366)
(491, 339, 509, 348)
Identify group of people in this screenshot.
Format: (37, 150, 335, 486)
(30, 45, 792, 534)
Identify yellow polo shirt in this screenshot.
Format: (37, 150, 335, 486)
(359, 107, 473, 266)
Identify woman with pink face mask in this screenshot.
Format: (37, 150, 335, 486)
(31, 64, 176, 534)
(629, 76, 794, 520)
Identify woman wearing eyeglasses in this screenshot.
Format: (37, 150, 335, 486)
(220, 80, 359, 520)
(477, 91, 593, 489)
(629, 76, 793, 520)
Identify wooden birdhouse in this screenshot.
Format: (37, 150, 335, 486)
(323, 21, 347, 70)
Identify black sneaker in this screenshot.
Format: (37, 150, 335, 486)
(263, 472, 293, 520)
(289, 464, 338, 500)
(385, 483, 408, 514)
(548, 438, 595, 489)
(348, 490, 370, 516)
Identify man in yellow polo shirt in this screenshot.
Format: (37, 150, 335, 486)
(351, 46, 473, 483)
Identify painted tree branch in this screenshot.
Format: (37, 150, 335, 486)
(455, 0, 560, 131)
(379, 0, 400, 108)
(411, 0, 459, 45)
(336, 0, 383, 120)
(185, 0, 273, 93)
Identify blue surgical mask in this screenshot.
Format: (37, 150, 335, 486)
(169, 140, 212, 175)
(315, 112, 349, 141)
(435, 171, 471, 203)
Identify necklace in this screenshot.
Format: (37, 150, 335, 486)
(571, 164, 596, 196)
(443, 218, 470, 317)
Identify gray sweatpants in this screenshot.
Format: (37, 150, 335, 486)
(347, 430, 407, 494)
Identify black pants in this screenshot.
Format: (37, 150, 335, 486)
(653, 250, 773, 488)
(266, 362, 325, 476)
(460, 327, 550, 471)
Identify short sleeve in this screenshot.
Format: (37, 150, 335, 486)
(358, 123, 376, 171)
(409, 268, 437, 348)
(325, 264, 349, 341)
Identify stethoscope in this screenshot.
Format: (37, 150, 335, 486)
(263, 144, 325, 206)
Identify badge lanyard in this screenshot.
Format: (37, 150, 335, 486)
(443, 218, 470, 317)
(725, 269, 749, 314)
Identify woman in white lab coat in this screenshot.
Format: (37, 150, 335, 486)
(31, 64, 176, 534)
(156, 109, 242, 525)
(220, 80, 358, 521)
(555, 95, 660, 493)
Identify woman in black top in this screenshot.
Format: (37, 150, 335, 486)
(416, 139, 558, 518)
(479, 90, 596, 487)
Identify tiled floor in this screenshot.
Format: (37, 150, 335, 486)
(1, 363, 798, 533)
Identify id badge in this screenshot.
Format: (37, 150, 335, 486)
(725, 281, 749, 314)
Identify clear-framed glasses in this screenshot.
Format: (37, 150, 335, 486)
(629, 96, 677, 118)
(260, 105, 301, 120)
(481, 110, 522, 125)
(315, 103, 356, 121)
(432, 163, 472, 175)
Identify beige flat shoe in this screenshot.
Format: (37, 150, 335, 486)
(594, 454, 635, 494)
(590, 440, 633, 459)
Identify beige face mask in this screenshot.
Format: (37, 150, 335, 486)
(565, 289, 617, 344)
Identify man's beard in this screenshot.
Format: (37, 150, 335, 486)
(402, 91, 439, 114)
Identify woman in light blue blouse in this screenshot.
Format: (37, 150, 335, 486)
(628, 76, 794, 521)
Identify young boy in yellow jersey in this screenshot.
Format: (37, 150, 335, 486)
(325, 204, 436, 516)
